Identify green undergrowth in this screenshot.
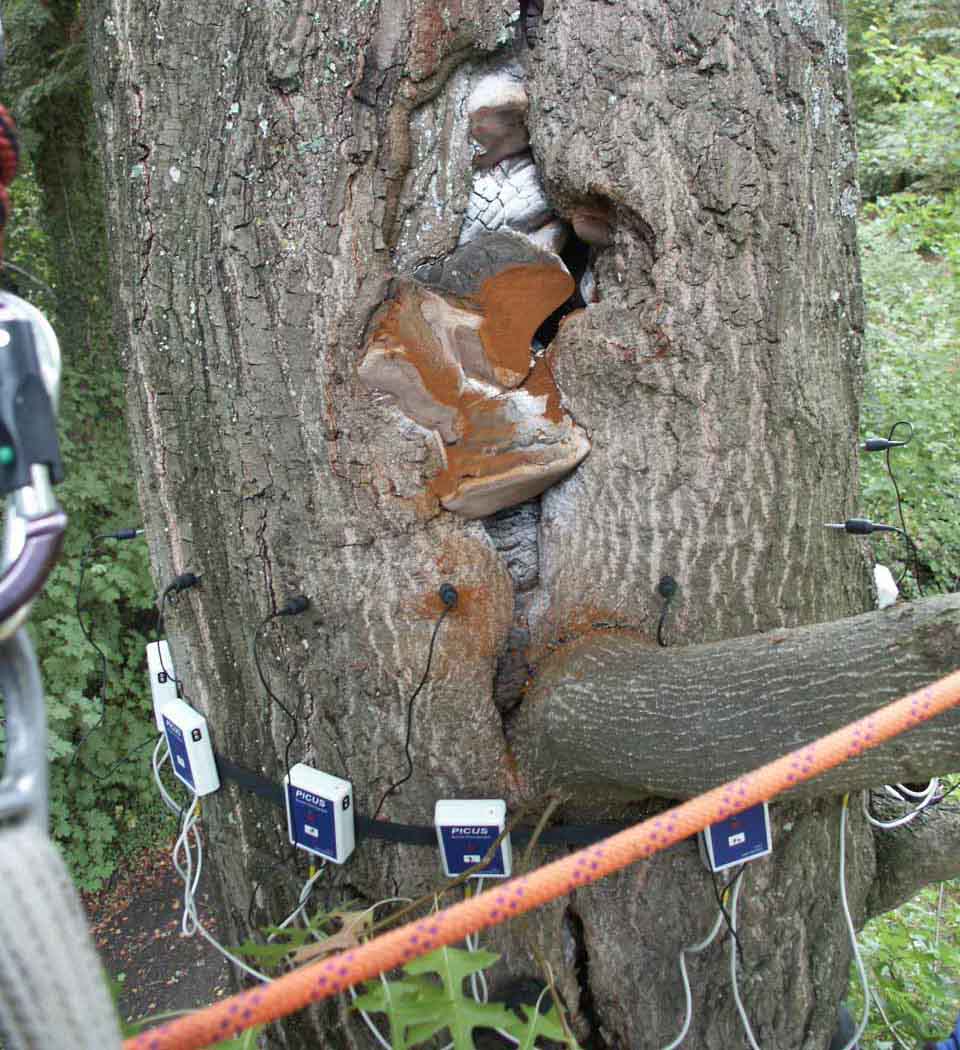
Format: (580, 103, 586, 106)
(858, 193, 960, 596)
(2, 169, 160, 890)
(850, 879, 960, 1048)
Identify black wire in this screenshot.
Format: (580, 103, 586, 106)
(254, 613, 303, 794)
(70, 536, 155, 780)
(711, 863, 746, 964)
(71, 539, 110, 758)
(884, 421, 923, 595)
(656, 576, 677, 648)
(372, 607, 452, 820)
(155, 587, 189, 702)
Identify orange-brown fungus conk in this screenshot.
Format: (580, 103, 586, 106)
(359, 235, 589, 520)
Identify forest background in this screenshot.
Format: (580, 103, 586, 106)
(0, 0, 957, 1045)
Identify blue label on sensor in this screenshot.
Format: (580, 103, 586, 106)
(708, 804, 770, 869)
(163, 714, 195, 790)
(287, 784, 338, 860)
(439, 824, 506, 876)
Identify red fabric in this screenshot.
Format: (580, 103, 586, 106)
(0, 105, 19, 259)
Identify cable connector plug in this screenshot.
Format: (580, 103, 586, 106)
(165, 571, 202, 596)
(657, 575, 678, 600)
(863, 437, 909, 452)
(278, 595, 310, 616)
(101, 527, 144, 541)
(439, 583, 458, 609)
(824, 518, 902, 536)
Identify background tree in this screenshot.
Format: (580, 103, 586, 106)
(85, 1, 960, 1047)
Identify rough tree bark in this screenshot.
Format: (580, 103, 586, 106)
(86, 1, 959, 1048)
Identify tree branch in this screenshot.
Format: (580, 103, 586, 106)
(510, 594, 960, 800)
(867, 799, 960, 918)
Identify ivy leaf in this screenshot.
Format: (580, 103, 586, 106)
(355, 948, 518, 1050)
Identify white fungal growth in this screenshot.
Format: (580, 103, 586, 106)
(466, 66, 527, 117)
(460, 156, 553, 245)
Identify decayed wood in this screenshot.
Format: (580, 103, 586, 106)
(511, 594, 960, 799)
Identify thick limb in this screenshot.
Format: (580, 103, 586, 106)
(510, 594, 960, 800)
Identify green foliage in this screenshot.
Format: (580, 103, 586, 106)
(2, 170, 159, 889)
(858, 195, 960, 595)
(848, 1, 960, 197)
(849, 881, 960, 1046)
(3, 1, 89, 152)
(235, 907, 576, 1050)
(353, 947, 574, 1050)
(0, 0, 161, 889)
(34, 371, 159, 889)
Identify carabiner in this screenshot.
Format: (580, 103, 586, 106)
(0, 292, 66, 640)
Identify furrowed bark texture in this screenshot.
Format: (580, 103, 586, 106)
(512, 593, 960, 798)
(85, 1, 941, 1048)
(866, 802, 960, 918)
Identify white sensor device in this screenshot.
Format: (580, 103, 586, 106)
(160, 697, 221, 796)
(284, 763, 355, 865)
(435, 799, 512, 879)
(700, 802, 772, 872)
(147, 640, 179, 732)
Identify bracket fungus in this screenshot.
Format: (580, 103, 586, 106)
(359, 68, 591, 519)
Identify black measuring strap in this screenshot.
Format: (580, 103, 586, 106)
(214, 752, 283, 808)
(214, 752, 626, 848)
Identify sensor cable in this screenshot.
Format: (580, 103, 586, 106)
(372, 584, 458, 820)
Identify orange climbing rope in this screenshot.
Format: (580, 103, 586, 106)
(127, 668, 960, 1050)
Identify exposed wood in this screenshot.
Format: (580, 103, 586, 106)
(511, 594, 960, 799)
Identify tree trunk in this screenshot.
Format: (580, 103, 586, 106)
(86, 1, 949, 1047)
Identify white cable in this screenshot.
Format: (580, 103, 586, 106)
(349, 984, 395, 1050)
(171, 792, 272, 984)
(890, 779, 939, 801)
(659, 905, 728, 1050)
(863, 780, 939, 828)
(339, 897, 417, 1050)
(729, 874, 763, 1050)
(839, 796, 870, 1050)
(151, 733, 180, 815)
(462, 880, 519, 1046)
(268, 865, 326, 942)
(466, 878, 489, 1005)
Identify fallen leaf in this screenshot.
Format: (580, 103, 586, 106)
(290, 910, 373, 966)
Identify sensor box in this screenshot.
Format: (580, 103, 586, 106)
(435, 799, 512, 879)
(160, 697, 221, 797)
(701, 802, 772, 872)
(284, 763, 355, 865)
(147, 640, 179, 732)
